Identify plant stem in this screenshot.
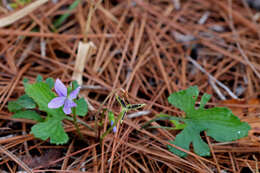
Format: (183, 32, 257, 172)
(65, 116, 94, 131)
(100, 109, 126, 143)
(72, 108, 83, 139)
(93, 88, 120, 138)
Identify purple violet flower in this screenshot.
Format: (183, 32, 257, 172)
(110, 121, 117, 133)
(48, 79, 80, 114)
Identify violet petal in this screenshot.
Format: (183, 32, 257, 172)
(55, 79, 67, 97)
(69, 86, 81, 99)
(48, 96, 66, 108)
(113, 126, 117, 133)
(110, 121, 117, 133)
(63, 99, 77, 114)
(63, 106, 71, 114)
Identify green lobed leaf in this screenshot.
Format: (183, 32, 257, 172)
(31, 117, 68, 144)
(75, 98, 88, 116)
(8, 94, 36, 112)
(12, 110, 43, 122)
(168, 86, 198, 116)
(45, 77, 54, 89)
(167, 86, 251, 157)
(25, 82, 66, 118)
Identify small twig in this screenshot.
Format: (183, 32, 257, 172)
(81, 85, 107, 90)
(84, 0, 103, 42)
(209, 79, 226, 100)
(0, 0, 49, 27)
(127, 110, 151, 119)
(187, 56, 238, 99)
(198, 11, 210, 25)
(40, 38, 46, 58)
(171, 0, 180, 10)
(17, 37, 38, 67)
(79, 94, 95, 111)
(253, 155, 259, 173)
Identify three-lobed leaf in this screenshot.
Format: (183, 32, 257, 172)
(167, 86, 251, 157)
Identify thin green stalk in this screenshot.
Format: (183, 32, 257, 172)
(65, 116, 94, 131)
(100, 109, 126, 143)
(94, 88, 120, 137)
(53, 0, 81, 29)
(72, 107, 83, 139)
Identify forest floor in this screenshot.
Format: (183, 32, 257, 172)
(1, 0, 260, 172)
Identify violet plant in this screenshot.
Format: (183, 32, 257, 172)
(8, 76, 89, 144)
(8, 76, 145, 145)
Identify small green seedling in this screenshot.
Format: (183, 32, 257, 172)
(8, 76, 89, 144)
(142, 86, 251, 157)
(100, 94, 145, 142)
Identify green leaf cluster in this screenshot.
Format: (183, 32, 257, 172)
(8, 75, 88, 145)
(166, 86, 251, 157)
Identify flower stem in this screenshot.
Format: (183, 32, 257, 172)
(100, 109, 126, 143)
(72, 107, 83, 139)
(65, 116, 94, 131)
